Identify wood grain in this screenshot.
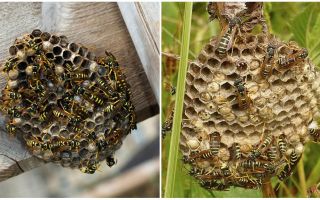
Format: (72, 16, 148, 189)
(0, 2, 159, 182)
(118, 2, 160, 103)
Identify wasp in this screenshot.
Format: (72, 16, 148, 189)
(277, 163, 292, 181)
(64, 62, 74, 72)
(234, 143, 242, 159)
(308, 121, 320, 141)
(236, 176, 261, 188)
(28, 38, 42, 53)
(207, 2, 217, 21)
(105, 128, 123, 145)
(24, 99, 39, 114)
(221, 165, 231, 177)
(234, 78, 252, 110)
(289, 151, 300, 167)
(5, 91, 21, 100)
(189, 149, 218, 160)
(278, 48, 308, 67)
(58, 98, 73, 113)
(6, 124, 17, 135)
(106, 155, 117, 167)
(105, 51, 119, 68)
(277, 135, 287, 155)
(200, 180, 229, 191)
(96, 140, 107, 151)
(182, 155, 194, 164)
(277, 151, 300, 181)
(128, 112, 137, 130)
(260, 44, 276, 79)
(83, 92, 104, 106)
(162, 108, 174, 139)
(248, 149, 261, 160)
(7, 106, 21, 118)
(73, 104, 90, 119)
(80, 160, 100, 174)
(164, 82, 176, 95)
(72, 72, 89, 80)
(95, 77, 116, 96)
(67, 139, 80, 149)
(68, 117, 82, 132)
(31, 80, 47, 98)
(240, 160, 265, 170)
(189, 167, 207, 177)
(216, 17, 241, 55)
(27, 139, 52, 151)
(104, 99, 125, 113)
(2, 57, 18, 72)
(39, 109, 51, 121)
(267, 146, 277, 161)
(209, 132, 220, 155)
(259, 135, 273, 150)
(52, 108, 68, 119)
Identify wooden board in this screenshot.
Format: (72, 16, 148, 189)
(118, 2, 160, 103)
(0, 2, 159, 182)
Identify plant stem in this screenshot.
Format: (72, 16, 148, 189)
(164, 2, 193, 198)
(297, 155, 308, 197)
(261, 178, 276, 197)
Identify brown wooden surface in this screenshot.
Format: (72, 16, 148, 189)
(118, 2, 160, 103)
(0, 2, 158, 182)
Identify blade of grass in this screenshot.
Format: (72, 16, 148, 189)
(297, 156, 307, 197)
(306, 156, 320, 187)
(164, 2, 193, 198)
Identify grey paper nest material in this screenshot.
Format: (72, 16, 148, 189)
(180, 5, 320, 190)
(0, 29, 137, 173)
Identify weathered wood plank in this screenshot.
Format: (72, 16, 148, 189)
(118, 2, 160, 103)
(0, 2, 159, 182)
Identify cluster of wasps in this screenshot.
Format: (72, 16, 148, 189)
(183, 132, 301, 190)
(168, 3, 315, 190)
(0, 29, 136, 173)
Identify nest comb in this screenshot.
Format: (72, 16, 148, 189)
(180, 3, 320, 190)
(0, 29, 137, 174)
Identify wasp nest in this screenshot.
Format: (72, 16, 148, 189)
(180, 3, 320, 190)
(0, 29, 136, 173)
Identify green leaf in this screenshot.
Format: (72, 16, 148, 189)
(289, 5, 314, 47)
(164, 2, 193, 198)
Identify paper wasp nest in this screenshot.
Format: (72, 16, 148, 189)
(0, 29, 136, 173)
(180, 3, 320, 190)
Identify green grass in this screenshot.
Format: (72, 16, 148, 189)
(164, 2, 193, 198)
(162, 2, 320, 198)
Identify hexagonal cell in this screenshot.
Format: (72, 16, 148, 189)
(194, 98, 206, 109)
(249, 59, 260, 71)
(184, 94, 193, 106)
(193, 78, 207, 92)
(204, 44, 214, 54)
(255, 46, 265, 58)
(187, 84, 200, 98)
(186, 72, 194, 84)
(200, 67, 213, 81)
(185, 106, 197, 118)
(241, 48, 254, 57)
(198, 53, 207, 64)
(207, 57, 220, 69)
(220, 60, 236, 75)
(189, 62, 201, 76)
(230, 47, 240, 58)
